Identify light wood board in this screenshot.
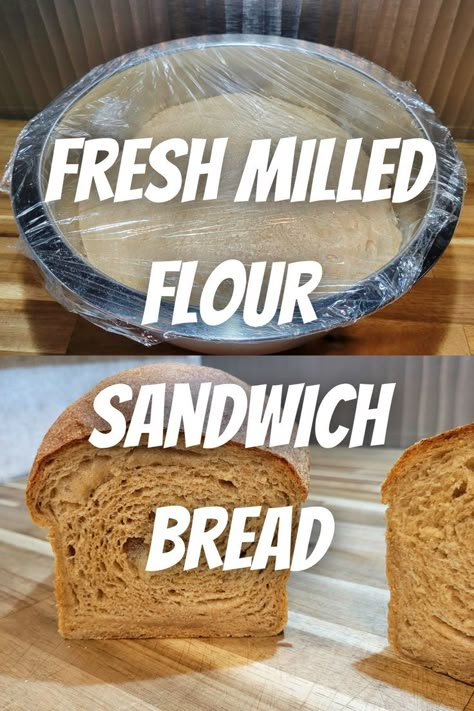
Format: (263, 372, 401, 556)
(0, 447, 473, 710)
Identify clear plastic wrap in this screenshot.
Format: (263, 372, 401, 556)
(1, 35, 465, 354)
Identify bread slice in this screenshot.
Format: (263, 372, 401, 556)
(382, 423, 474, 684)
(26, 363, 309, 639)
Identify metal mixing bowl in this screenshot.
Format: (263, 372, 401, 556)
(10, 35, 464, 354)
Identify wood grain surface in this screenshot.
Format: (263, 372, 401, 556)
(0, 120, 473, 356)
(0, 447, 473, 710)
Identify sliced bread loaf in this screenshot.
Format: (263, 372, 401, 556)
(27, 363, 309, 639)
(382, 423, 474, 684)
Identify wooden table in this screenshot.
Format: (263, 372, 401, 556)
(0, 120, 473, 355)
(0, 447, 473, 710)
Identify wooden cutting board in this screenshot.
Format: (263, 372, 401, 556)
(0, 120, 473, 355)
(0, 447, 472, 710)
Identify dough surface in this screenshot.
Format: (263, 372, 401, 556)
(78, 93, 402, 298)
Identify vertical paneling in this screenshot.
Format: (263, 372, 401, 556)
(0, 0, 472, 137)
(203, 356, 474, 448)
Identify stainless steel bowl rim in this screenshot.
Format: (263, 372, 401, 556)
(11, 34, 465, 346)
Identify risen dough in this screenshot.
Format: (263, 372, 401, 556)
(78, 93, 402, 299)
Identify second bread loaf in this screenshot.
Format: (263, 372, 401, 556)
(382, 423, 474, 684)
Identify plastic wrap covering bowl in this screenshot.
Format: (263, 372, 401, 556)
(7, 35, 465, 354)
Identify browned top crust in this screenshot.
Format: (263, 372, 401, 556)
(381, 421, 474, 503)
(27, 363, 310, 516)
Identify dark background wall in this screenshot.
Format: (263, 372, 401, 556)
(0, 0, 472, 137)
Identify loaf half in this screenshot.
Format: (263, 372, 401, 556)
(382, 423, 474, 684)
(27, 363, 309, 639)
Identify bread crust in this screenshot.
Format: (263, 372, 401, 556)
(381, 422, 474, 503)
(27, 363, 310, 523)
